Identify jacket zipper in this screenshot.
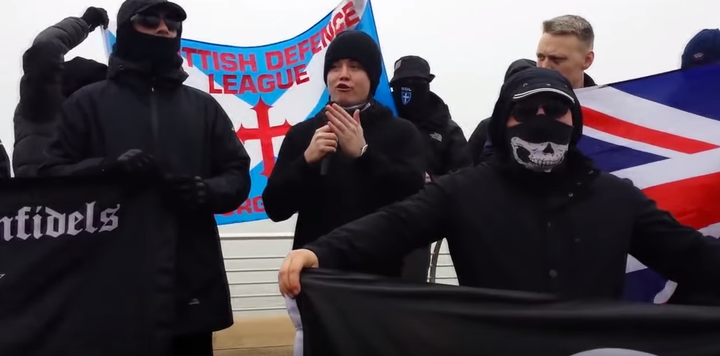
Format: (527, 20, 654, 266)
(150, 82, 161, 161)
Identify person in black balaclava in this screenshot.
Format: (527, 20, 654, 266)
(467, 58, 536, 166)
(13, 7, 109, 178)
(389, 55, 471, 282)
(263, 30, 425, 278)
(279, 67, 720, 308)
(39, 1, 252, 354)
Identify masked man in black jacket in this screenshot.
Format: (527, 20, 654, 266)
(13, 7, 109, 177)
(389, 55, 471, 281)
(278, 67, 720, 303)
(39, 0, 251, 354)
(263, 30, 425, 278)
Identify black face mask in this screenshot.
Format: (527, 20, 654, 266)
(391, 81, 429, 119)
(113, 21, 182, 72)
(505, 97, 574, 172)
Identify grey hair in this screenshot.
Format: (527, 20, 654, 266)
(542, 15, 594, 48)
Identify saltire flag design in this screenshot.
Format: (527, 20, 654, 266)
(575, 63, 720, 303)
(101, 0, 396, 225)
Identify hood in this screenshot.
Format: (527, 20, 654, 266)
(61, 57, 108, 98)
(504, 59, 537, 81)
(487, 67, 583, 162)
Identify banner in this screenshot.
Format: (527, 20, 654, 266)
(0, 178, 177, 356)
(576, 63, 720, 303)
(294, 269, 720, 356)
(102, 0, 395, 225)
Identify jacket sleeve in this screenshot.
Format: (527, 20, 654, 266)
(14, 17, 89, 177)
(0, 140, 10, 178)
(628, 183, 720, 293)
(32, 17, 90, 54)
(262, 125, 318, 222)
(355, 120, 425, 199)
(37, 93, 107, 177)
(467, 118, 490, 166)
(305, 179, 452, 270)
(442, 120, 472, 174)
(203, 100, 252, 214)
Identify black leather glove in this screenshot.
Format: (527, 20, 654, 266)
(81, 7, 109, 31)
(115, 149, 158, 177)
(163, 175, 209, 211)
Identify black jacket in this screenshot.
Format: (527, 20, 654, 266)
(305, 68, 720, 300)
(468, 67, 596, 165)
(39, 56, 252, 334)
(405, 92, 471, 178)
(13, 16, 98, 177)
(262, 101, 425, 276)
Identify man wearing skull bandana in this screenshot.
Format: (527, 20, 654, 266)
(278, 67, 720, 304)
(39, 0, 251, 354)
(389, 55, 471, 282)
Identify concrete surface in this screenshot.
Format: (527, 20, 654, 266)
(213, 315, 294, 355)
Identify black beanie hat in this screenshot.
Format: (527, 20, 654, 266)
(323, 30, 382, 96)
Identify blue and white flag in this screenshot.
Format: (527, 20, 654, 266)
(102, 0, 395, 225)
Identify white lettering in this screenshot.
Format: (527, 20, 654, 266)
(33, 206, 43, 239)
(67, 212, 83, 236)
(0, 216, 12, 241)
(16, 207, 30, 240)
(85, 202, 97, 233)
(45, 207, 66, 238)
(99, 204, 120, 232)
(0, 201, 121, 241)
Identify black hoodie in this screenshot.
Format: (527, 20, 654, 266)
(403, 92, 471, 178)
(303, 67, 720, 301)
(468, 60, 597, 166)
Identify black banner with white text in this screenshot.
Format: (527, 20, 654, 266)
(0, 178, 177, 356)
(295, 269, 720, 356)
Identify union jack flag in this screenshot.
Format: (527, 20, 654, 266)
(575, 63, 720, 303)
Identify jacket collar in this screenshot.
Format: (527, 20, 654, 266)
(107, 55, 188, 90)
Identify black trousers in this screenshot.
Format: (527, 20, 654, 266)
(171, 332, 213, 356)
(401, 245, 432, 282)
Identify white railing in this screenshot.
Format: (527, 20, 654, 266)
(221, 234, 456, 316)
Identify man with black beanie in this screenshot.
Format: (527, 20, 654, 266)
(279, 67, 720, 306)
(13, 7, 109, 177)
(389, 55, 471, 282)
(39, 1, 252, 354)
(263, 30, 425, 278)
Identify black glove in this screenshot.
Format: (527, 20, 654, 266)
(81, 7, 109, 31)
(163, 175, 209, 211)
(115, 149, 158, 177)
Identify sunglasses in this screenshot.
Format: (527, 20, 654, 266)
(511, 97, 570, 122)
(131, 13, 182, 31)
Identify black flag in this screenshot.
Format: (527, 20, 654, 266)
(295, 269, 720, 356)
(0, 177, 177, 356)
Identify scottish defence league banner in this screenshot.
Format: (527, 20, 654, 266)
(295, 269, 720, 356)
(0, 178, 177, 356)
(102, 0, 395, 225)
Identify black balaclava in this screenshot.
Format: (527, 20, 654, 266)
(391, 78, 430, 120)
(113, 0, 185, 72)
(323, 30, 382, 111)
(487, 67, 583, 177)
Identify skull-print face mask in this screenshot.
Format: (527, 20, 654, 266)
(505, 97, 573, 172)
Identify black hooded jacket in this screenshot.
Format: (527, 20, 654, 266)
(39, 55, 252, 334)
(468, 60, 596, 165)
(302, 67, 720, 301)
(404, 92, 471, 178)
(13, 16, 107, 177)
(262, 100, 425, 276)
